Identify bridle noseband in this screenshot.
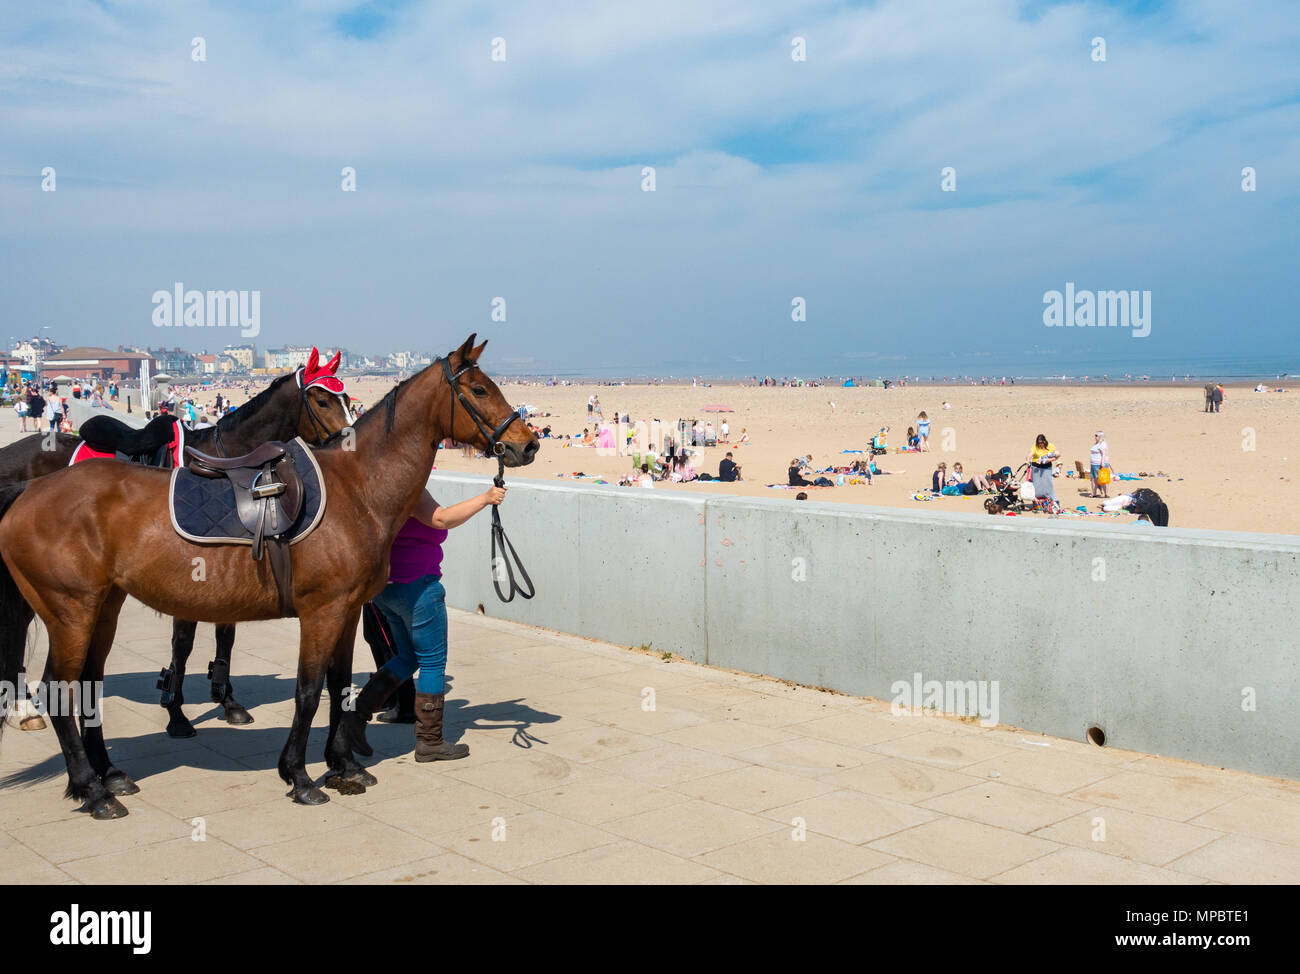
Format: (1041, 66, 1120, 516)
(441, 355, 534, 603)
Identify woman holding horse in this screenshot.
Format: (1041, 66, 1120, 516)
(344, 485, 505, 761)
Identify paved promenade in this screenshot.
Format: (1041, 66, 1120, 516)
(2, 601, 1299, 884)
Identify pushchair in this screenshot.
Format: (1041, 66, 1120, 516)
(984, 463, 1037, 514)
(871, 427, 888, 456)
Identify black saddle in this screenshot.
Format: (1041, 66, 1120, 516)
(171, 438, 325, 617)
(81, 414, 178, 464)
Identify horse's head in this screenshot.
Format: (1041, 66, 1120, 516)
(296, 348, 354, 445)
(444, 334, 538, 468)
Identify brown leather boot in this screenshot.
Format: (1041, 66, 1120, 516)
(414, 692, 468, 762)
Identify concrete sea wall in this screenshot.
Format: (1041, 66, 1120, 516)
(428, 472, 1300, 779)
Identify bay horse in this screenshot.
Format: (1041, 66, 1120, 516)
(0, 352, 353, 736)
(0, 335, 536, 818)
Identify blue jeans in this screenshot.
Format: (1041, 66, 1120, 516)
(373, 575, 448, 695)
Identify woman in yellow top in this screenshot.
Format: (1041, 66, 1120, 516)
(1027, 434, 1060, 504)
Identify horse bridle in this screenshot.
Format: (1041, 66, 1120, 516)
(441, 355, 535, 603)
(211, 378, 351, 458)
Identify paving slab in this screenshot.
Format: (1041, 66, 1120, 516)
(1, 601, 1293, 883)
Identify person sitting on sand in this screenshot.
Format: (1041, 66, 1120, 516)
(638, 463, 654, 488)
(932, 461, 947, 493)
(907, 427, 919, 450)
(788, 459, 812, 487)
(718, 452, 741, 482)
(951, 462, 990, 494)
(734, 428, 749, 446)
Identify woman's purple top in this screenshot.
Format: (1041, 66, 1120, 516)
(389, 516, 448, 584)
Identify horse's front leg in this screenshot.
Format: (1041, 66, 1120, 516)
(211, 623, 253, 725)
(322, 610, 376, 795)
(277, 619, 338, 805)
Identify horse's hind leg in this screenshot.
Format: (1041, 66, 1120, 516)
(211, 624, 253, 725)
(161, 618, 197, 738)
(79, 589, 138, 798)
(322, 608, 375, 795)
(40, 616, 126, 820)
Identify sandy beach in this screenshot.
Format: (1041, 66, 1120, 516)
(8, 377, 1292, 536)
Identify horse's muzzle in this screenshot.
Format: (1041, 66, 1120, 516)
(500, 439, 539, 468)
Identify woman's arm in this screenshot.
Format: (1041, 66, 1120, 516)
(410, 486, 507, 531)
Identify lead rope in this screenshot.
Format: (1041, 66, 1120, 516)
(490, 455, 534, 602)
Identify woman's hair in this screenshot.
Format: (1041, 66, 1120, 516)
(1035, 434, 1048, 447)
(937, 461, 947, 468)
(918, 411, 927, 419)
(907, 426, 915, 436)
(640, 464, 649, 473)
(953, 462, 963, 471)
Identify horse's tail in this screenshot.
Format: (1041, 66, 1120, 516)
(0, 483, 31, 740)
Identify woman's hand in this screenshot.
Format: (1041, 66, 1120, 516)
(484, 486, 507, 506)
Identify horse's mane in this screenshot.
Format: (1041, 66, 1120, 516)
(210, 371, 296, 436)
(348, 357, 446, 440)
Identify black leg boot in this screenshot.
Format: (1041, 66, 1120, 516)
(339, 670, 403, 758)
(377, 677, 416, 723)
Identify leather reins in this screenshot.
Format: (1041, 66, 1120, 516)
(441, 356, 535, 603)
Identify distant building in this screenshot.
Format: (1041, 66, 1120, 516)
(264, 345, 317, 372)
(148, 346, 200, 375)
(9, 337, 61, 368)
(41, 346, 156, 382)
(389, 350, 432, 371)
(223, 344, 256, 370)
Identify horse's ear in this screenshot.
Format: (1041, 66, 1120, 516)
(325, 351, 341, 374)
(306, 347, 320, 372)
(455, 333, 477, 365)
(469, 339, 488, 363)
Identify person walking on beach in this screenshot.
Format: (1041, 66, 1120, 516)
(1028, 434, 1060, 505)
(1213, 383, 1225, 413)
(1089, 431, 1110, 499)
(342, 483, 506, 763)
(917, 411, 931, 451)
(1204, 383, 1214, 413)
(45, 388, 61, 432)
(26, 387, 44, 431)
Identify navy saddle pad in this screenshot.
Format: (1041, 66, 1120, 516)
(169, 437, 326, 546)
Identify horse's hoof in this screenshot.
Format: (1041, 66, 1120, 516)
(103, 773, 140, 796)
(89, 796, 130, 820)
(289, 785, 330, 806)
(222, 704, 254, 725)
(165, 715, 197, 739)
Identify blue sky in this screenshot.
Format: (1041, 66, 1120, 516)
(1, 0, 1297, 375)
